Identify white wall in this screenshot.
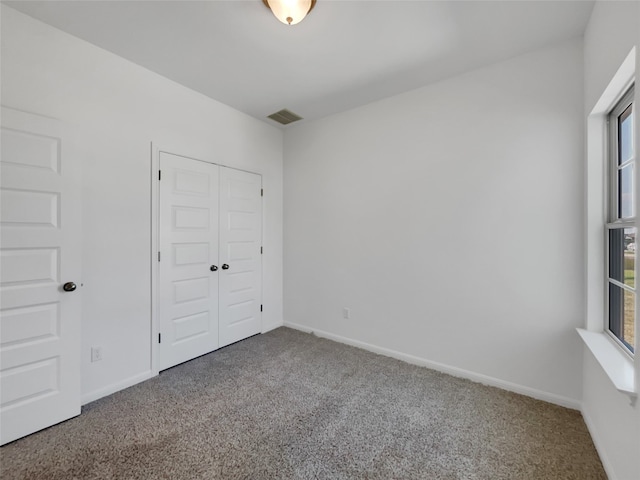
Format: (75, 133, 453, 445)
(0, 6, 284, 402)
(583, 2, 640, 479)
(284, 39, 584, 407)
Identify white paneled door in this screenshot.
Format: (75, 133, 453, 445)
(158, 153, 220, 370)
(157, 153, 262, 369)
(0, 107, 81, 445)
(218, 167, 262, 348)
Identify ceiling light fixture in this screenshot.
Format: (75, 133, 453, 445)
(262, 0, 316, 26)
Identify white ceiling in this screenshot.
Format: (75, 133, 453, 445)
(5, 0, 595, 126)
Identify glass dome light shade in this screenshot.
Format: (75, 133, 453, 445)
(264, 0, 315, 26)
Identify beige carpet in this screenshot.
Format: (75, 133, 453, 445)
(1, 327, 605, 479)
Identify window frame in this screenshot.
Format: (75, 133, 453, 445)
(605, 83, 635, 357)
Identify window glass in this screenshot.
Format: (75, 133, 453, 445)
(609, 228, 625, 283)
(623, 228, 636, 288)
(623, 289, 635, 351)
(618, 164, 634, 219)
(608, 283, 635, 352)
(608, 228, 635, 283)
(619, 105, 634, 164)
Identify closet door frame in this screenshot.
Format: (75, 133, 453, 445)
(150, 143, 263, 375)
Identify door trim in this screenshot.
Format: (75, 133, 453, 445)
(150, 143, 263, 375)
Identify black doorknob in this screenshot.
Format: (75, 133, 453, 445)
(210, 265, 218, 271)
(221, 264, 230, 270)
(63, 282, 77, 292)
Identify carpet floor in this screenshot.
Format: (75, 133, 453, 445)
(1, 327, 605, 479)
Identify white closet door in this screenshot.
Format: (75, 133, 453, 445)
(218, 167, 262, 348)
(158, 153, 219, 371)
(0, 107, 81, 445)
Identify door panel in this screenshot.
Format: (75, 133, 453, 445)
(1, 189, 59, 227)
(0, 107, 81, 446)
(219, 167, 262, 348)
(158, 153, 219, 371)
(1, 303, 59, 345)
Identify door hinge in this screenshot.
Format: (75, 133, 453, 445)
(158, 333, 161, 344)
(260, 304, 263, 312)
(158, 251, 161, 262)
(261, 246, 263, 254)
(158, 170, 162, 181)
(261, 188, 263, 197)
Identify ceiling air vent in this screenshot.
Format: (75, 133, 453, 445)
(267, 109, 303, 125)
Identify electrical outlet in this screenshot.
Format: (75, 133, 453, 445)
(343, 307, 351, 319)
(91, 346, 102, 362)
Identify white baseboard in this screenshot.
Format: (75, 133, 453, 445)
(284, 321, 580, 410)
(581, 408, 616, 480)
(81, 370, 156, 405)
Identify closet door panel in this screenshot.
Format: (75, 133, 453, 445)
(158, 153, 219, 370)
(218, 167, 262, 348)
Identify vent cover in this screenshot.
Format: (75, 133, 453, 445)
(267, 109, 303, 125)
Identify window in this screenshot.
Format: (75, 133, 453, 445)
(607, 84, 635, 354)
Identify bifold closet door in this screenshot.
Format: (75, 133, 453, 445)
(158, 153, 219, 371)
(218, 167, 262, 348)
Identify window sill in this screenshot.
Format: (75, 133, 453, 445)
(577, 328, 636, 401)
